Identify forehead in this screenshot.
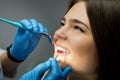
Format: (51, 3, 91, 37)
(64, 2, 90, 28)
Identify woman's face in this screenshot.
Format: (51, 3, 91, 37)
(53, 2, 98, 79)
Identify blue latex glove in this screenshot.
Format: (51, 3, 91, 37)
(19, 58, 71, 80)
(10, 19, 48, 61)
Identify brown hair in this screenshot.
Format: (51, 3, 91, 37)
(68, 0, 120, 80)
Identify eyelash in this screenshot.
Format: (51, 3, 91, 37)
(74, 26, 85, 32)
(60, 22, 85, 32)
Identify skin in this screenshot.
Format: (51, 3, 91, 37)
(0, 52, 19, 77)
(53, 2, 98, 80)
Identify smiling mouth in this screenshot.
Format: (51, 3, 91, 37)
(54, 46, 70, 69)
(56, 46, 70, 54)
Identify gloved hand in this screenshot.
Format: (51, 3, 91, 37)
(19, 58, 71, 80)
(10, 19, 48, 61)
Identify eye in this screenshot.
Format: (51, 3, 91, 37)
(74, 26, 85, 32)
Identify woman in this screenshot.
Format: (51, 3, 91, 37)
(55, 0, 120, 80)
(20, 0, 120, 80)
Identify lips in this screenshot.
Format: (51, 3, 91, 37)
(54, 46, 69, 69)
(55, 46, 70, 54)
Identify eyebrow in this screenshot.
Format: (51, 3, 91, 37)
(61, 17, 90, 29)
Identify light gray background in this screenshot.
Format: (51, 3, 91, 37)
(0, 0, 68, 80)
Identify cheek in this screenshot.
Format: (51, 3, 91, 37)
(67, 52, 98, 75)
(70, 37, 90, 54)
(70, 35, 96, 56)
(67, 37, 98, 74)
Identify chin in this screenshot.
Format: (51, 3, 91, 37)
(58, 60, 68, 70)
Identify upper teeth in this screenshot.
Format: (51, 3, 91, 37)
(56, 46, 70, 54)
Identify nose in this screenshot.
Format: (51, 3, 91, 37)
(53, 27, 67, 43)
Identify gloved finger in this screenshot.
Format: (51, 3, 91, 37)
(38, 23, 48, 35)
(20, 19, 33, 31)
(29, 19, 42, 39)
(16, 27, 32, 41)
(46, 58, 62, 79)
(50, 58, 61, 74)
(16, 28, 25, 35)
(30, 19, 42, 38)
(38, 23, 45, 33)
(30, 19, 39, 33)
(43, 25, 48, 33)
(22, 30, 32, 41)
(19, 59, 52, 80)
(62, 66, 71, 78)
(35, 58, 52, 76)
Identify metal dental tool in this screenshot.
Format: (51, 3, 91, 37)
(0, 18, 52, 43)
(41, 53, 59, 80)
